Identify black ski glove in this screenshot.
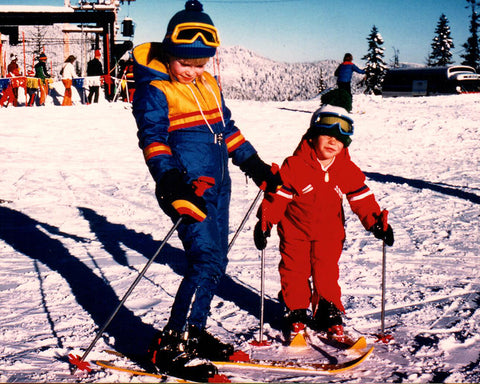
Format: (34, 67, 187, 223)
(253, 220, 271, 250)
(240, 154, 282, 193)
(369, 210, 394, 246)
(155, 169, 207, 225)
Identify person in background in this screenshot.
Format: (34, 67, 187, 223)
(86, 49, 103, 104)
(7, 54, 22, 107)
(132, 0, 282, 381)
(26, 70, 38, 107)
(119, 53, 135, 102)
(35, 53, 51, 106)
(334, 53, 365, 95)
(254, 89, 394, 344)
(61, 55, 77, 106)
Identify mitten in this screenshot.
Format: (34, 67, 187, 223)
(256, 192, 288, 229)
(253, 220, 271, 250)
(369, 209, 394, 246)
(156, 169, 207, 224)
(240, 154, 282, 193)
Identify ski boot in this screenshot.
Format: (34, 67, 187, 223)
(283, 309, 310, 347)
(148, 329, 218, 382)
(310, 298, 345, 341)
(187, 325, 235, 361)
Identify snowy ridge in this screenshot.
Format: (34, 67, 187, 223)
(211, 46, 342, 101)
(0, 94, 480, 382)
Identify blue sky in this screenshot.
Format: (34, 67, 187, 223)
(0, 0, 473, 65)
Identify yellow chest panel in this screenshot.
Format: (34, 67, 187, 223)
(150, 73, 223, 132)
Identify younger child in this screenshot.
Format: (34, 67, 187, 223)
(254, 89, 394, 343)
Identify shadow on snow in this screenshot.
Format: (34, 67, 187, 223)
(0, 206, 284, 364)
(365, 172, 480, 205)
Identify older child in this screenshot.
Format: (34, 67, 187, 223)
(254, 90, 394, 343)
(132, 0, 281, 380)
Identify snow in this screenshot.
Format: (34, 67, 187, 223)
(1, 93, 480, 383)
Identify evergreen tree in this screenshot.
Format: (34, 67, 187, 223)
(317, 68, 327, 94)
(362, 25, 388, 95)
(428, 14, 455, 66)
(461, 0, 480, 71)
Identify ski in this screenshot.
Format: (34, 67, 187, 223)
(213, 346, 374, 374)
(95, 359, 231, 383)
(95, 360, 192, 382)
(305, 328, 368, 351)
(97, 350, 231, 383)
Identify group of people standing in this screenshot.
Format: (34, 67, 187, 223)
(0, 49, 104, 107)
(127, 0, 392, 382)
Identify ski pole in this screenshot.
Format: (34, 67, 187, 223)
(70, 216, 183, 374)
(376, 239, 394, 343)
(251, 245, 270, 346)
(380, 240, 386, 334)
(227, 189, 263, 253)
(228, 190, 270, 346)
(259, 247, 266, 344)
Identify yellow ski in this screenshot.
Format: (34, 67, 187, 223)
(213, 345, 374, 374)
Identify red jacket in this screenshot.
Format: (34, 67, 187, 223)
(261, 139, 381, 241)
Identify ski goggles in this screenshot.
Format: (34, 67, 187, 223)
(311, 112, 354, 136)
(169, 22, 220, 47)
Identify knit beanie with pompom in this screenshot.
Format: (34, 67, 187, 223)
(163, 0, 218, 59)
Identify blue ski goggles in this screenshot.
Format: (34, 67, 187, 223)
(311, 112, 354, 136)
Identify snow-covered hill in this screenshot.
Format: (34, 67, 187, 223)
(1, 94, 479, 383)
(213, 46, 341, 101)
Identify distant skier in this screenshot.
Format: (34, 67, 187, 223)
(131, 0, 281, 381)
(334, 53, 365, 95)
(254, 89, 394, 343)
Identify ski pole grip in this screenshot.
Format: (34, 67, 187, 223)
(380, 209, 389, 232)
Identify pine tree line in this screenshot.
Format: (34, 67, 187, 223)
(461, 0, 480, 71)
(360, 0, 480, 95)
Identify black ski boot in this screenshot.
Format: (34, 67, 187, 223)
(310, 298, 344, 334)
(187, 325, 235, 361)
(282, 308, 310, 344)
(147, 329, 218, 382)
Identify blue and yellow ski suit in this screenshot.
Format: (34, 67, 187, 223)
(132, 42, 257, 331)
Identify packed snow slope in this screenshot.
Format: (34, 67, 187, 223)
(1, 94, 479, 383)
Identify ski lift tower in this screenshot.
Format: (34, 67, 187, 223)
(68, 0, 137, 97)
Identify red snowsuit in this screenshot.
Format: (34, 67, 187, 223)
(260, 139, 381, 313)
